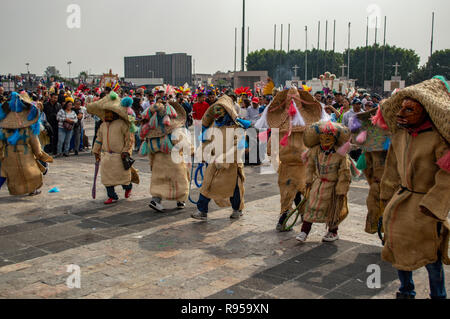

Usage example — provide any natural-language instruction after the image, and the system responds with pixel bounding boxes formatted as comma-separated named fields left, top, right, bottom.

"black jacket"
left=43, top=101, right=62, bottom=126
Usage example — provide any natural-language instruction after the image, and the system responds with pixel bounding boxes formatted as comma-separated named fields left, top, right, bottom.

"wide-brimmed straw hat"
left=87, top=92, right=131, bottom=123
left=142, top=101, right=186, bottom=139
left=202, top=95, right=238, bottom=128
left=304, top=121, right=351, bottom=148
left=0, top=92, right=40, bottom=129
left=267, top=87, right=323, bottom=133
left=380, top=77, right=450, bottom=143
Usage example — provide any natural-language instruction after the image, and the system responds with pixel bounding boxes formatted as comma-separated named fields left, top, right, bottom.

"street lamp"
left=67, top=61, right=72, bottom=79
left=25, top=63, right=30, bottom=74
left=149, top=70, right=154, bottom=78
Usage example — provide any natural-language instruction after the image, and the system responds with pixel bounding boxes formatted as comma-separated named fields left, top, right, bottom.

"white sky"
left=1, top=0, right=448, bottom=77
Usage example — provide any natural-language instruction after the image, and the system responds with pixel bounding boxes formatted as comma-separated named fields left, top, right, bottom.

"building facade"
left=124, top=52, right=192, bottom=87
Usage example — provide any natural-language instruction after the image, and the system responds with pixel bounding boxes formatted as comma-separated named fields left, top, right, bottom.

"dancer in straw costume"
left=255, top=87, right=326, bottom=232
left=139, top=100, right=191, bottom=212
left=87, top=92, right=139, bottom=205
left=378, top=77, right=450, bottom=299
left=349, top=105, right=391, bottom=234
left=295, top=121, right=352, bottom=243
left=0, top=92, right=53, bottom=195
left=191, top=95, right=252, bottom=221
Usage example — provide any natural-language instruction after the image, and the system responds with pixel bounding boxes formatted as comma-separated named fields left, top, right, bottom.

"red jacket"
left=192, top=101, right=210, bottom=120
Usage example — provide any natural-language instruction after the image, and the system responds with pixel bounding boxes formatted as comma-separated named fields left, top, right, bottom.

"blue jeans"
left=398, top=253, right=447, bottom=299
left=57, top=127, right=73, bottom=155
left=106, top=184, right=132, bottom=200
left=197, top=181, right=241, bottom=214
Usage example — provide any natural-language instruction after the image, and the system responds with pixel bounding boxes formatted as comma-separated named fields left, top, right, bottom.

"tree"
left=344, top=44, right=420, bottom=91
left=44, top=66, right=61, bottom=78
left=408, top=49, right=450, bottom=85
left=246, top=45, right=421, bottom=92
left=246, top=49, right=343, bottom=86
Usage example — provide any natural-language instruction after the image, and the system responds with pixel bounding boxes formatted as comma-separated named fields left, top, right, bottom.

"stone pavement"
left=0, top=122, right=448, bottom=299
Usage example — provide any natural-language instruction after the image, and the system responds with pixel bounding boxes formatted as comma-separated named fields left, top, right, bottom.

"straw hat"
left=304, top=121, right=351, bottom=149
left=0, top=92, right=40, bottom=129
left=87, top=92, right=131, bottom=123
left=267, top=87, right=323, bottom=133
left=142, top=101, right=186, bottom=139
left=380, top=77, right=450, bottom=143
left=356, top=107, right=378, bottom=121
left=202, top=95, right=239, bottom=128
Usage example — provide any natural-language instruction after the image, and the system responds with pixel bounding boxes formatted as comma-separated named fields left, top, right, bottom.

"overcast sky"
left=1, top=0, right=449, bottom=77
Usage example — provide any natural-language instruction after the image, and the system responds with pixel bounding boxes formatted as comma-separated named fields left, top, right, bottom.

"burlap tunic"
left=380, top=127, right=450, bottom=271
left=93, top=119, right=134, bottom=187
left=268, top=131, right=307, bottom=213
left=302, top=145, right=351, bottom=224
left=149, top=128, right=190, bottom=201
left=0, top=128, right=46, bottom=195
left=199, top=126, right=245, bottom=210
left=354, top=115, right=390, bottom=234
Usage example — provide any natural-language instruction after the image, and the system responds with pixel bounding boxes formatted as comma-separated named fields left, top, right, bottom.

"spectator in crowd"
left=43, top=93, right=62, bottom=155
left=192, top=93, right=210, bottom=148
left=71, top=98, right=84, bottom=155
left=56, top=100, right=78, bottom=158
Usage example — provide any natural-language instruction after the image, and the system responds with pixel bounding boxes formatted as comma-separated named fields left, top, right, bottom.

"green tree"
left=247, top=45, right=421, bottom=92
left=246, top=49, right=343, bottom=86
left=344, top=44, right=420, bottom=91
left=408, top=49, right=450, bottom=85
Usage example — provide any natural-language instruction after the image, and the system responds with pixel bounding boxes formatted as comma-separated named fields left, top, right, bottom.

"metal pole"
left=347, top=22, right=351, bottom=79
left=372, top=17, right=378, bottom=90
left=332, top=20, right=336, bottom=73
left=317, top=21, right=320, bottom=77
left=305, top=26, right=308, bottom=80
left=247, top=26, right=250, bottom=56
left=325, top=20, right=328, bottom=71
left=429, top=12, right=435, bottom=77
left=364, top=17, right=368, bottom=87
left=274, top=24, right=277, bottom=50
left=241, top=0, right=245, bottom=71
left=431, top=12, right=434, bottom=57
left=234, top=27, right=237, bottom=72
left=288, top=24, right=291, bottom=52
left=281, top=24, right=283, bottom=51
left=381, top=16, right=387, bottom=89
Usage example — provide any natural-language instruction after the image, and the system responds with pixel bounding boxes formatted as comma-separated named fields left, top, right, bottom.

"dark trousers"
left=397, top=255, right=446, bottom=299
left=397, top=223, right=447, bottom=299
left=106, top=184, right=132, bottom=200
left=197, top=182, right=241, bottom=214
left=93, top=120, right=103, bottom=145
left=349, top=149, right=362, bottom=162
left=49, top=122, right=59, bottom=155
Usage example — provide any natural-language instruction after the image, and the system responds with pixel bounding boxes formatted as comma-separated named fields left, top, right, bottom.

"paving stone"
left=267, top=281, right=329, bottom=299
left=321, top=291, right=355, bottom=299
left=207, top=285, right=259, bottom=299
left=36, top=240, right=79, bottom=254
left=66, top=233, right=109, bottom=246
left=0, top=238, right=29, bottom=255
left=6, top=247, right=48, bottom=263
left=4, top=229, right=55, bottom=247
left=237, top=273, right=287, bottom=292
left=47, top=214, right=82, bottom=224
left=294, top=270, right=352, bottom=290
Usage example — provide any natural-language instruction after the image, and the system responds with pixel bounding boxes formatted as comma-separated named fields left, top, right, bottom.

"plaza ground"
left=0, top=122, right=448, bottom=299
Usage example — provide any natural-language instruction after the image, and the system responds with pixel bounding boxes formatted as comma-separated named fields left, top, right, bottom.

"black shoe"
left=396, top=292, right=415, bottom=299
left=177, top=202, right=186, bottom=209
left=63, top=153, right=69, bottom=157
left=276, top=211, right=290, bottom=232
left=74, top=151, right=78, bottom=156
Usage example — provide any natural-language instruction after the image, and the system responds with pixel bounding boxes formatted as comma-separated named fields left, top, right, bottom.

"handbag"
left=63, top=121, right=74, bottom=131
left=122, top=153, right=135, bottom=170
